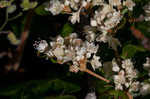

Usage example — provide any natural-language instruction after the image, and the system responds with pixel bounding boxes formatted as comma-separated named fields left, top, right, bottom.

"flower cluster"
left=35, top=33, right=102, bottom=73
left=140, top=82, right=150, bottom=95
left=45, top=0, right=135, bottom=25
left=45, top=0, right=135, bottom=50
left=35, top=0, right=150, bottom=98
left=112, top=59, right=139, bottom=93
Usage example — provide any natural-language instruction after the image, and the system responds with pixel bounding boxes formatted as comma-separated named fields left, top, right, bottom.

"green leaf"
left=20, top=0, right=37, bottom=11
left=121, top=44, right=146, bottom=59
left=51, top=79, right=81, bottom=93
left=61, top=23, right=74, bottom=37
left=29, top=80, right=53, bottom=95
left=96, top=80, right=113, bottom=94
left=34, top=4, right=50, bottom=16
left=136, top=21, right=150, bottom=38
left=50, top=58, right=57, bottom=63
left=45, top=95, right=76, bottom=99
left=109, top=90, right=128, bottom=99
left=0, top=84, right=23, bottom=96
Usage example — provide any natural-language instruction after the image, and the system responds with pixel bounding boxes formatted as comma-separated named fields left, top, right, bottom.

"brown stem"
left=126, top=92, right=133, bottom=99
left=84, top=69, right=110, bottom=83
left=130, top=26, right=150, bottom=51
left=13, top=10, right=33, bottom=71
left=79, top=59, right=110, bottom=83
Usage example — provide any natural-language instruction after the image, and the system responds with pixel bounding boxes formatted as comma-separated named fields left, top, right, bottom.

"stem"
left=13, top=10, right=33, bottom=71
left=79, top=59, right=110, bottom=83
left=84, top=69, right=110, bottom=83
left=126, top=92, right=133, bottom=99
left=0, top=9, right=8, bottom=31
left=8, top=12, right=23, bottom=21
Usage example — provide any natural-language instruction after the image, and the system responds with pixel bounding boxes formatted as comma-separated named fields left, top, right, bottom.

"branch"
left=130, top=26, right=150, bottom=51
left=13, top=10, right=33, bottom=71
left=79, top=59, right=110, bottom=83
left=84, top=69, right=110, bottom=83
left=8, top=12, right=23, bottom=21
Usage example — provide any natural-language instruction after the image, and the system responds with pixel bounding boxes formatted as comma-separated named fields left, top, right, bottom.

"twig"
left=84, top=69, right=110, bottom=83
left=13, top=10, right=33, bottom=71
left=8, top=12, right=23, bottom=21
left=126, top=92, right=133, bottom=99
left=130, top=26, right=150, bottom=51
left=79, top=59, right=110, bottom=83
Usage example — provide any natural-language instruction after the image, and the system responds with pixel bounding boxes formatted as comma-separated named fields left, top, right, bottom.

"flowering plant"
left=0, top=0, right=150, bottom=99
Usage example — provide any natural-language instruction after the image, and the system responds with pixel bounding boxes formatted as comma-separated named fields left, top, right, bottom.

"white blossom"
left=113, top=59, right=139, bottom=93
left=69, top=8, right=81, bottom=24
left=92, top=0, right=104, bottom=6
left=90, top=19, right=97, bottom=27
left=123, top=0, right=135, bottom=11
left=45, top=0, right=64, bottom=15
left=90, top=55, right=102, bottom=70
left=85, top=31, right=96, bottom=42
left=109, top=0, right=121, bottom=7
left=35, top=40, right=48, bottom=53
left=85, top=92, right=97, bottom=99
left=69, top=65, right=80, bottom=73
left=143, top=57, right=150, bottom=68
left=140, top=83, right=150, bottom=95
left=53, top=47, right=65, bottom=59
left=129, top=81, right=140, bottom=92
left=112, top=59, right=120, bottom=72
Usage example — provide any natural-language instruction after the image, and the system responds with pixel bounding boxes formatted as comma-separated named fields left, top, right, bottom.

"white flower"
left=140, top=83, right=150, bottom=95
left=94, top=4, right=114, bottom=25
left=112, top=59, right=120, bottom=72
left=90, top=19, right=97, bottom=27
left=85, top=92, right=97, bottom=99
left=53, top=47, right=64, bottom=58
left=56, top=36, right=64, bottom=45
left=109, top=0, right=121, bottom=7
left=143, top=57, right=150, bottom=68
left=122, top=59, right=133, bottom=69
left=45, top=0, right=64, bottom=15
left=122, top=59, right=138, bottom=80
left=114, top=70, right=126, bottom=85
left=45, top=50, right=54, bottom=57
left=92, top=0, right=104, bottom=6
left=123, top=0, right=135, bottom=11
left=85, top=31, right=96, bottom=42
left=69, top=65, right=80, bottom=73
left=36, top=40, right=48, bottom=53
left=64, top=0, right=70, bottom=6
left=96, top=32, right=108, bottom=43
left=86, top=42, right=99, bottom=54
left=115, top=84, right=123, bottom=90
left=129, top=81, right=140, bottom=92
left=69, top=9, right=81, bottom=24
left=82, top=0, right=88, bottom=7
left=90, top=55, right=102, bottom=70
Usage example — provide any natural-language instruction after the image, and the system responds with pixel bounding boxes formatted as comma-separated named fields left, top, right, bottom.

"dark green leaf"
left=34, top=4, right=50, bottom=16
left=45, top=95, right=76, bottom=99
left=121, top=44, right=146, bottom=59
left=61, top=23, right=74, bottom=37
